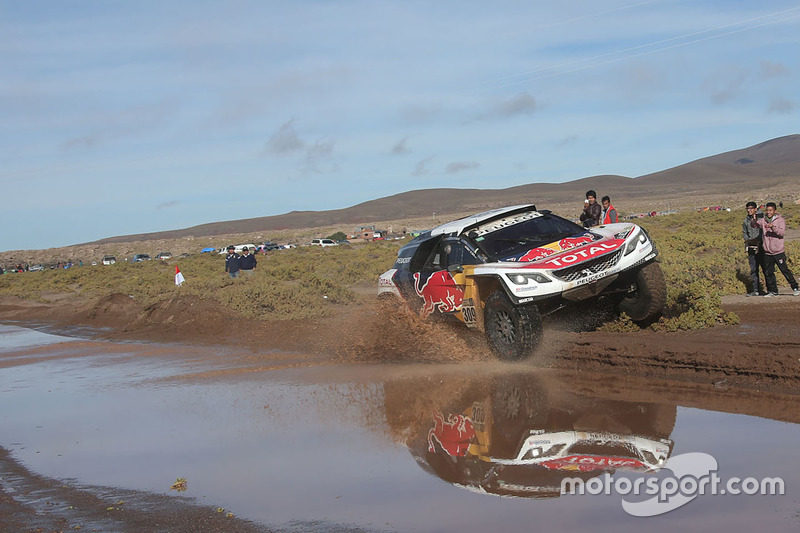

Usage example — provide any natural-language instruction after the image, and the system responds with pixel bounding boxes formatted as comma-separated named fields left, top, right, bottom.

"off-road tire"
left=484, top=291, right=543, bottom=360
left=619, top=261, right=667, bottom=324
left=491, top=375, right=548, bottom=458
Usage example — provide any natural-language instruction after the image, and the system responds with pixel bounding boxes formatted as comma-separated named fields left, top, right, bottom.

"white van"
left=310, top=239, right=338, bottom=247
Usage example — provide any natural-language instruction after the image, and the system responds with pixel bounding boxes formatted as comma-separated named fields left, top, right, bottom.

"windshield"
left=471, top=211, right=589, bottom=260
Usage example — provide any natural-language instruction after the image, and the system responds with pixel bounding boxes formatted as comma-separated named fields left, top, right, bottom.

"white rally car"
left=378, top=204, right=665, bottom=359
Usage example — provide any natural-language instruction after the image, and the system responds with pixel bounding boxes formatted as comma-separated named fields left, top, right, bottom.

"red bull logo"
left=519, top=247, right=556, bottom=262
left=518, top=234, right=594, bottom=263
left=558, top=235, right=594, bottom=249
left=414, top=270, right=464, bottom=317
left=428, top=411, right=475, bottom=457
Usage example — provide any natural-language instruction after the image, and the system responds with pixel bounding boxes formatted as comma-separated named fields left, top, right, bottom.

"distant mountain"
left=92, top=134, right=800, bottom=244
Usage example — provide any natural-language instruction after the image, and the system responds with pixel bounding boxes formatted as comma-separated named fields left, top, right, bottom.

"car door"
left=412, top=237, right=477, bottom=318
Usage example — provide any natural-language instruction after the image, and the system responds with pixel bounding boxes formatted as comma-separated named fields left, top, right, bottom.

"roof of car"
left=430, top=204, right=535, bottom=237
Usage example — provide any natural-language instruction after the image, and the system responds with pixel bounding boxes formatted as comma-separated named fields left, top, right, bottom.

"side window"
left=423, top=248, right=444, bottom=270
left=411, top=237, right=442, bottom=271
left=444, top=240, right=482, bottom=267
left=421, top=239, right=482, bottom=270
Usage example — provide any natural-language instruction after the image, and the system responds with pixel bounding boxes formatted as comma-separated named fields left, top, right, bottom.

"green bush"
left=0, top=242, right=402, bottom=320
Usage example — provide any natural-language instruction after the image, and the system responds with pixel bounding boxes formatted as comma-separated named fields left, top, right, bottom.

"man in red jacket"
left=754, top=202, right=799, bottom=297
left=601, top=196, right=618, bottom=224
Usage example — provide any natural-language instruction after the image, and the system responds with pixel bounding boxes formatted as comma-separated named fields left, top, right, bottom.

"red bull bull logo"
left=428, top=411, right=475, bottom=457
left=519, top=247, right=556, bottom=262
left=518, top=234, right=594, bottom=263
left=558, top=235, right=594, bottom=249
left=414, top=270, right=464, bottom=317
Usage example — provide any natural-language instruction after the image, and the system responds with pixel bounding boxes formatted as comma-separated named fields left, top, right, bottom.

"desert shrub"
left=596, top=312, right=641, bottom=333
left=0, top=241, right=402, bottom=320
left=650, top=280, right=739, bottom=332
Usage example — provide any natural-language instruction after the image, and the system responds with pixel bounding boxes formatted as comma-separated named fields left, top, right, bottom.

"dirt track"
left=1, top=289, right=798, bottom=395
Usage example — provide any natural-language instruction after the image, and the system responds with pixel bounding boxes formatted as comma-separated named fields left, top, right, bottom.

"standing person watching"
left=601, top=196, right=618, bottom=224
left=579, top=190, right=601, bottom=228
left=225, top=245, right=241, bottom=279
left=753, top=202, right=799, bottom=297
left=742, top=201, right=765, bottom=296
left=239, top=246, right=257, bottom=275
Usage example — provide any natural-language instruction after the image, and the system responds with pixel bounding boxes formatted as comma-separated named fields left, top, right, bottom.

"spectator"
left=742, top=201, right=765, bottom=296
left=601, top=196, right=618, bottom=224
left=753, top=202, right=799, bottom=297
left=225, top=245, right=240, bottom=278
left=579, top=190, right=601, bottom=228
left=239, top=246, right=257, bottom=275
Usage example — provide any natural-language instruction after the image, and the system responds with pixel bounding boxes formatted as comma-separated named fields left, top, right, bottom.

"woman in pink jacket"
left=754, top=202, right=799, bottom=296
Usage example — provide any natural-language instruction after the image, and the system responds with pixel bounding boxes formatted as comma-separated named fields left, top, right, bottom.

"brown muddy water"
left=0, top=324, right=798, bottom=532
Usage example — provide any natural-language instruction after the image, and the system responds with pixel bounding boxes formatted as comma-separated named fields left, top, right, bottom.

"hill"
left=89, top=135, right=800, bottom=245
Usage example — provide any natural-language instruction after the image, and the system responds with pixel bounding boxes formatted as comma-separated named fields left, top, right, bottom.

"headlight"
left=614, top=227, right=634, bottom=240
left=506, top=272, right=552, bottom=285
left=624, top=229, right=648, bottom=256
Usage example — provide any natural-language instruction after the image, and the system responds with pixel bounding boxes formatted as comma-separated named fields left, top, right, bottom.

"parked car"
left=378, top=204, right=665, bottom=360
left=156, top=252, right=173, bottom=260
left=102, top=255, right=116, bottom=265
left=218, top=244, right=257, bottom=255
left=28, top=264, right=45, bottom=272
left=132, top=254, right=152, bottom=262
left=310, top=238, right=338, bottom=247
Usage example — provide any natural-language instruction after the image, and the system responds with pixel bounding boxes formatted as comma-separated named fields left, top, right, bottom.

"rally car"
left=378, top=204, right=665, bottom=359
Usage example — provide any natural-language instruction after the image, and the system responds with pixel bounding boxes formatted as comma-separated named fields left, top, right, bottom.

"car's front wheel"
left=619, top=261, right=667, bottom=324
left=484, top=291, right=543, bottom=360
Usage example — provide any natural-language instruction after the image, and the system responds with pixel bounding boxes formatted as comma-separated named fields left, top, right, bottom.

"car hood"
left=487, top=223, right=635, bottom=270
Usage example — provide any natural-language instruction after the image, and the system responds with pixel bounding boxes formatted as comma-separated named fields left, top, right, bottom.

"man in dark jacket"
left=239, top=246, right=257, bottom=275
left=742, top=202, right=765, bottom=296
left=579, top=190, right=601, bottom=228
left=225, top=245, right=240, bottom=278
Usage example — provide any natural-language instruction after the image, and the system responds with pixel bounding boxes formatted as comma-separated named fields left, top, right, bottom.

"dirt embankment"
left=1, top=290, right=799, bottom=394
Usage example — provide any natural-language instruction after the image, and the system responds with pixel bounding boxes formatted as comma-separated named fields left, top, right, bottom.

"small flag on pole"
left=175, top=265, right=185, bottom=286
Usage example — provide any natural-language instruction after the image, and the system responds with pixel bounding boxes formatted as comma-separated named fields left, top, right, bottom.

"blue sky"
left=2, top=0, right=799, bottom=251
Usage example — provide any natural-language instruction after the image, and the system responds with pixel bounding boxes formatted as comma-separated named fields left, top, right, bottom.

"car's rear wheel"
left=619, top=262, right=666, bottom=324
left=484, top=291, right=543, bottom=360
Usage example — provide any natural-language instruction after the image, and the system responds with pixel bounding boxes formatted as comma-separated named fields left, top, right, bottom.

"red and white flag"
left=175, top=265, right=186, bottom=286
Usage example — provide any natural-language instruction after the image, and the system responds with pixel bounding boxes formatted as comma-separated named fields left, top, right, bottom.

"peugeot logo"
left=581, top=268, right=593, bottom=278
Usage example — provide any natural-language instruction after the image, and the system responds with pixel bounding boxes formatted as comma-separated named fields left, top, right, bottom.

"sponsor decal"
left=428, top=411, right=475, bottom=457
left=519, top=234, right=595, bottom=263
left=524, top=239, right=625, bottom=269
left=542, top=455, right=647, bottom=472
left=573, top=267, right=619, bottom=286
left=474, top=211, right=542, bottom=236
left=414, top=270, right=464, bottom=317
left=520, top=246, right=556, bottom=262
left=395, top=256, right=411, bottom=264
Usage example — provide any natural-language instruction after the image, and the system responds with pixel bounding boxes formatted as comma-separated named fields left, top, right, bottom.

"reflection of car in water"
left=385, top=374, right=675, bottom=499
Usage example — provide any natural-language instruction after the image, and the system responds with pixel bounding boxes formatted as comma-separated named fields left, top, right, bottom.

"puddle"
left=0, top=324, right=798, bottom=531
